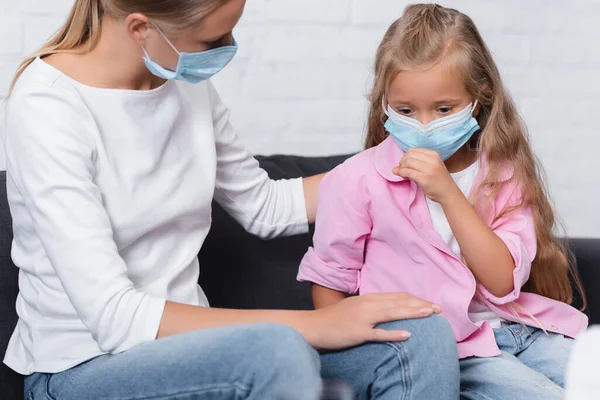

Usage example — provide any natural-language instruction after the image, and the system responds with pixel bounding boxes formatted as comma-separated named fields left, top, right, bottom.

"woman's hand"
left=303, top=293, right=442, bottom=350
left=393, top=148, right=459, bottom=205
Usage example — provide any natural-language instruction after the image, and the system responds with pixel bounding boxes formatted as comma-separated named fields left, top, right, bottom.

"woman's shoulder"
left=12, top=57, right=77, bottom=95
left=8, top=58, right=88, bottom=119
left=5, top=59, right=97, bottom=154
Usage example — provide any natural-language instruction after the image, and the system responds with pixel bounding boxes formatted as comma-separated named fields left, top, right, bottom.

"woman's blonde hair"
left=366, top=3, right=585, bottom=308
left=9, top=0, right=227, bottom=93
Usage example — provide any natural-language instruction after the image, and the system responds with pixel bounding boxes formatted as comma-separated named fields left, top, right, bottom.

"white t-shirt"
left=426, top=160, right=505, bottom=329
left=3, top=58, right=308, bottom=375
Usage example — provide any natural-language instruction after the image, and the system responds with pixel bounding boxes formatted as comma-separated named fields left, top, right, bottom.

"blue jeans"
left=25, top=323, right=322, bottom=400
left=321, top=314, right=460, bottom=399
left=460, top=324, right=574, bottom=400
left=25, top=315, right=459, bottom=399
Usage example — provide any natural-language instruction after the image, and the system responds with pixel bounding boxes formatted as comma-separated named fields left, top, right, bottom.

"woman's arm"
left=312, top=284, right=346, bottom=309
left=303, top=173, right=326, bottom=224
left=157, top=293, right=440, bottom=350
left=208, top=82, right=322, bottom=238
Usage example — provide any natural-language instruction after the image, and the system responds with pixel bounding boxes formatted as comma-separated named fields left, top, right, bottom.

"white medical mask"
left=384, top=101, right=480, bottom=160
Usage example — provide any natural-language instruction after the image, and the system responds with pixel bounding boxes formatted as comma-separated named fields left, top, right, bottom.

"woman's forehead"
left=181, top=0, right=246, bottom=42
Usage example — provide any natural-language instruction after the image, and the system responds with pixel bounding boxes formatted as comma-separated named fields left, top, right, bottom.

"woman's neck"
left=45, top=17, right=166, bottom=91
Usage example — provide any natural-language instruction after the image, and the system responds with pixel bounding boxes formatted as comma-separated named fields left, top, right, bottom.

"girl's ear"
left=473, top=83, right=490, bottom=117
left=473, top=101, right=482, bottom=117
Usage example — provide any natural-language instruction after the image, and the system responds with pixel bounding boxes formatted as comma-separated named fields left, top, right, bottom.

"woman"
left=3, top=0, right=459, bottom=398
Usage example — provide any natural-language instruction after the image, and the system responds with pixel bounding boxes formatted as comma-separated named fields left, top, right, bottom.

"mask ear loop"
left=467, top=99, right=481, bottom=154
left=381, top=94, right=390, bottom=117
left=142, top=24, right=181, bottom=60
left=154, top=25, right=181, bottom=56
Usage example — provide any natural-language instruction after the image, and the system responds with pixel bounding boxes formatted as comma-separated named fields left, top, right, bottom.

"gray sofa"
left=1, top=154, right=599, bottom=399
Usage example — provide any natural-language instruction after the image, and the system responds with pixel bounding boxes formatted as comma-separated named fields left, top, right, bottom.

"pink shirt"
left=298, top=137, right=588, bottom=359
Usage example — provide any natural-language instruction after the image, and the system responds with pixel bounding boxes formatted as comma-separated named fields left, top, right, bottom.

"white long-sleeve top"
left=2, top=58, right=308, bottom=375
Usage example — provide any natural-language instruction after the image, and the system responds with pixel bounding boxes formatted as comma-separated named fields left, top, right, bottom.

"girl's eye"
left=438, top=106, right=452, bottom=114
left=398, top=108, right=413, bottom=116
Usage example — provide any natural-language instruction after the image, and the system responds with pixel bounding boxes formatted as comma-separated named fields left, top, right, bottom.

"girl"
left=299, top=3, right=588, bottom=400
left=3, top=0, right=461, bottom=399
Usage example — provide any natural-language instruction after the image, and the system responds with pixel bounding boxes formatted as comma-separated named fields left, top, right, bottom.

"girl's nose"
left=416, top=113, right=436, bottom=126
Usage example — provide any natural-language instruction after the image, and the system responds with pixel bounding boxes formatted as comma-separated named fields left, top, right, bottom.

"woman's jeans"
left=25, top=315, right=460, bottom=399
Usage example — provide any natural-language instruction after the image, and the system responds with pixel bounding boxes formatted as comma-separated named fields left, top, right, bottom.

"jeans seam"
left=104, top=384, right=251, bottom=400
left=460, top=385, right=496, bottom=400
left=46, top=379, right=251, bottom=400
left=45, top=374, right=58, bottom=400
left=384, top=342, right=412, bottom=400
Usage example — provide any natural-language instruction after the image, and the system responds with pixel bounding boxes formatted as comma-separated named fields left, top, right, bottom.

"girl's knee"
left=377, top=314, right=456, bottom=347
left=378, top=315, right=459, bottom=379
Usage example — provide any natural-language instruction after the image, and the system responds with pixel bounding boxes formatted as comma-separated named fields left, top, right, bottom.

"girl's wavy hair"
left=366, top=3, right=585, bottom=310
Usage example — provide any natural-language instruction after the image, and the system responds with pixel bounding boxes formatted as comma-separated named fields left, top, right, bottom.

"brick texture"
left=0, top=0, right=598, bottom=236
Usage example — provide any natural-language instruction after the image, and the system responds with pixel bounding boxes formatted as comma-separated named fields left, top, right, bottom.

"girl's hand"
left=305, top=292, right=442, bottom=350
left=393, top=148, right=459, bottom=204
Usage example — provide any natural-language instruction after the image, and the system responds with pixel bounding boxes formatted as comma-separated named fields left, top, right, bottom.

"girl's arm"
left=448, top=183, right=536, bottom=304
left=439, top=189, right=516, bottom=297
left=298, top=164, right=369, bottom=296
left=397, top=149, right=521, bottom=298
left=312, top=284, right=346, bottom=309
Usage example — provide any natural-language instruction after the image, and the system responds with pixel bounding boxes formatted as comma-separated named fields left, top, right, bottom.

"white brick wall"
left=0, top=0, right=599, bottom=237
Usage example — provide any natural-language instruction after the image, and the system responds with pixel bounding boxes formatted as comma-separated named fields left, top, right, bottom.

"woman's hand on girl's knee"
left=306, top=292, right=442, bottom=350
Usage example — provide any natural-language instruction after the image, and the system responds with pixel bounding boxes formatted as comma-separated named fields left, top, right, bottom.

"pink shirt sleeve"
left=479, top=183, right=537, bottom=305
left=297, top=165, right=372, bottom=294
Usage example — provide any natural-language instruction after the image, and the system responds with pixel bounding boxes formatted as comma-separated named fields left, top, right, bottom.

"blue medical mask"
left=143, top=27, right=238, bottom=84
left=384, top=101, right=480, bottom=160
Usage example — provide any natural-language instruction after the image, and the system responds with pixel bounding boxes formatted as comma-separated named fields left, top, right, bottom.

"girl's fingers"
left=396, top=167, right=420, bottom=181
left=404, top=149, right=431, bottom=160
left=407, top=148, right=440, bottom=159
left=401, top=157, right=430, bottom=172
